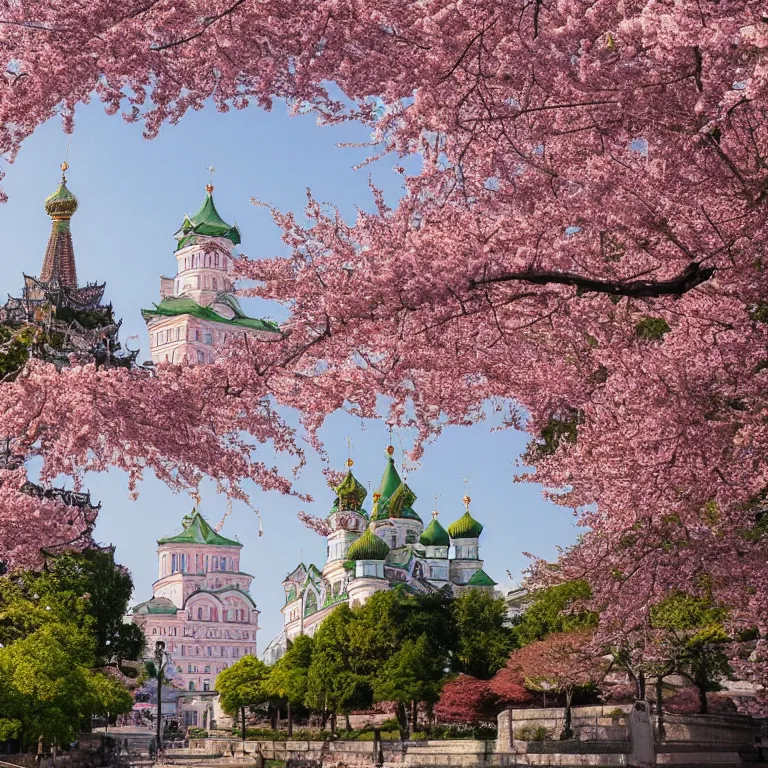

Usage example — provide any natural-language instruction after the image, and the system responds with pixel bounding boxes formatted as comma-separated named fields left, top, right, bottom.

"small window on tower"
left=212, top=278, right=218, bottom=290
left=204, top=332, right=213, bottom=345
left=197, top=350, right=205, bottom=363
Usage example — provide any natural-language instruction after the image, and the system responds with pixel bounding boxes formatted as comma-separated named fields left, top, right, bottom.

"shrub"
left=186, top=727, right=208, bottom=739
left=515, top=725, right=550, bottom=741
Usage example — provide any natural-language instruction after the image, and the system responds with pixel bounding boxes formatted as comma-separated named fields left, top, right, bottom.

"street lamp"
left=154, top=641, right=169, bottom=751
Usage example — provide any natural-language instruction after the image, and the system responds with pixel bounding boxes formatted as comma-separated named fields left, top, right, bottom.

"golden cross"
left=207, top=165, right=215, bottom=183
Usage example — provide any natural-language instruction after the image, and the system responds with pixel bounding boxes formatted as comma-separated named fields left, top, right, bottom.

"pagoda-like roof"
left=174, top=191, right=241, bottom=249
left=158, top=510, right=242, bottom=547
left=141, top=296, right=280, bottom=334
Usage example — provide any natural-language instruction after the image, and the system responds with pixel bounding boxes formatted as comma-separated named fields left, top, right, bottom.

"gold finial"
left=432, top=510, right=439, bottom=519
left=60, top=161, right=69, bottom=175
left=373, top=492, right=382, bottom=502
left=206, top=165, right=215, bottom=194
left=345, top=436, right=354, bottom=468
left=386, top=445, right=395, bottom=456
left=346, top=458, right=354, bottom=468
left=463, top=494, right=471, bottom=511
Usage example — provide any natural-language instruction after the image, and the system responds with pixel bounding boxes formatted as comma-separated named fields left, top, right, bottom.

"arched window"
left=304, top=592, right=318, bottom=617
left=161, top=554, right=167, bottom=575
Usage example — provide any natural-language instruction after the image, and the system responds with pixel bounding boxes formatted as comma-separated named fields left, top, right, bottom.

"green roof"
left=44, top=178, right=78, bottom=218
left=175, top=191, right=241, bottom=248
left=335, top=469, right=367, bottom=512
left=420, top=516, right=450, bottom=547
left=141, top=296, right=281, bottom=334
left=347, top=527, right=390, bottom=561
left=467, top=568, right=497, bottom=587
left=370, top=450, right=422, bottom=522
left=377, top=454, right=402, bottom=499
left=132, top=597, right=178, bottom=615
left=158, top=510, right=242, bottom=547
left=448, top=510, right=484, bottom=539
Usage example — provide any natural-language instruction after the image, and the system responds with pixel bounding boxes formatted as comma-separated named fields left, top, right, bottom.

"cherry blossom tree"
left=3, top=0, right=768, bottom=697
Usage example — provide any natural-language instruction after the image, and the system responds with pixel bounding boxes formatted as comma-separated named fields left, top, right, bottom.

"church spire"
left=40, top=162, right=79, bottom=288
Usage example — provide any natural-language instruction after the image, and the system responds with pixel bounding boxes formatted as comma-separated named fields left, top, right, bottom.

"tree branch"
left=469, top=261, right=715, bottom=298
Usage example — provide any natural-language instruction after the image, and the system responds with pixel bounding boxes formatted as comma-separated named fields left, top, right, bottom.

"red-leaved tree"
left=434, top=674, right=498, bottom=725
left=3, top=0, right=768, bottom=703
left=509, top=631, right=605, bottom=738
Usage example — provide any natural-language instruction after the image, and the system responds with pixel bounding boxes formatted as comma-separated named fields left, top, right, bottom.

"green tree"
left=372, top=635, right=444, bottom=737
left=0, top=620, right=97, bottom=747
left=650, top=593, right=731, bottom=714
left=216, top=655, right=270, bottom=751
left=306, top=605, right=370, bottom=731
left=513, top=581, right=597, bottom=647
left=452, top=590, right=514, bottom=678
left=266, top=635, right=314, bottom=736
left=86, top=671, right=134, bottom=736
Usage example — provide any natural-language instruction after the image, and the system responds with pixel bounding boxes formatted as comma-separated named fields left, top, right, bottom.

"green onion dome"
left=334, top=461, right=367, bottom=512
left=447, top=496, right=484, bottom=539
left=467, top=568, right=497, bottom=587
left=347, top=527, right=390, bottom=561
left=420, top=511, right=450, bottom=547
left=44, top=164, right=78, bottom=219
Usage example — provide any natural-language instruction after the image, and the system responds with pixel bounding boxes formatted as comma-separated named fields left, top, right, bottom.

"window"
left=405, top=530, right=418, bottom=544
left=171, top=554, right=177, bottom=573
left=203, top=680, right=210, bottom=692
left=152, top=628, right=157, bottom=635
left=363, top=563, right=378, bottom=577
left=212, top=278, right=218, bottom=290
left=204, top=332, right=213, bottom=345
left=172, top=627, right=177, bottom=636
left=197, top=350, right=205, bottom=363
left=212, top=557, right=219, bottom=570
left=205, top=555, right=209, bottom=571
left=184, top=711, right=198, bottom=726
left=161, top=555, right=167, bottom=575
left=197, top=607, right=203, bottom=620
left=195, top=554, right=199, bottom=573
left=204, top=665, right=210, bottom=674
left=189, top=681, right=195, bottom=691
left=221, top=647, right=227, bottom=657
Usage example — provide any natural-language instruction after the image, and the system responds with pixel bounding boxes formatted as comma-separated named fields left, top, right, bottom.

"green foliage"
left=0, top=551, right=137, bottom=746
left=452, top=590, right=514, bottom=678
left=187, top=727, right=208, bottom=738
left=650, top=592, right=731, bottom=711
left=513, top=581, right=597, bottom=646
left=749, top=301, right=768, bottom=323
left=635, top=316, right=671, bottom=340
left=266, top=634, right=313, bottom=708
left=0, top=324, right=35, bottom=379
left=55, top=305, right=114, bottom=330
left=532, top=412, right=579, bottom=457
left=306, top=604, right=371, bottom=716
left=216, top=655, right=271, bottom=717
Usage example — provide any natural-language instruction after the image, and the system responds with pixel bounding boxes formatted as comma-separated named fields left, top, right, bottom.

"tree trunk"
left=411, top=701, right=418, bottom=732
left=321, top=707, right=328, bottom=730
left=241, top=706, right=246, bottom=754
left=637, top=671, right=646, bottom=701
left=345, top=713, right=351, bottom=732
left=697, top=683, right=708, bottom=714
left=562, top=689, right=574, bottom=740
left=396, top=701, right=410, bottom=741
left=655, top=677, right=665, bottom=741
left=330, top=712, right=337, bottom=734
left=287, top=701, right=293, bottom=737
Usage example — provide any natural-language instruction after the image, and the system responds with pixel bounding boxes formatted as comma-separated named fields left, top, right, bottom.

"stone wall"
left=497, top=705, right=633, bottom=750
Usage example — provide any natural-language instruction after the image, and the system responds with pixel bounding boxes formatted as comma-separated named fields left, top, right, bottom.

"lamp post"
left=154, top=641, right=168, bottom=752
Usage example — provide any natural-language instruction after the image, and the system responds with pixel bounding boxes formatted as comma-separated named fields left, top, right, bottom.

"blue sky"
left=0, top=101, right=578, bottom=646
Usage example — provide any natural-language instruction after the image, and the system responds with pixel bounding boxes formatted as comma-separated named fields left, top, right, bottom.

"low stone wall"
left=497, top=706, right=633, bottom=750
left=660, top=712, right=757, bottom=747
left=193, top=738, right=500, bottom=766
